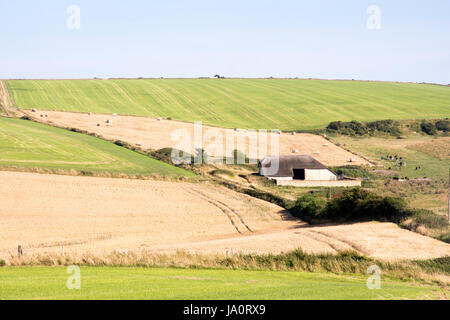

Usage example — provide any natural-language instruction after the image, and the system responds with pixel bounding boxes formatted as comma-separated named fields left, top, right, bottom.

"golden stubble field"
left=24, top=110, right=371, bottom=167
left=1, top=171, right=449, bottom=262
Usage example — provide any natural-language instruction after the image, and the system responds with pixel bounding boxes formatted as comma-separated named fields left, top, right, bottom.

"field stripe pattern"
left=7, top=79, right=450, bottom=130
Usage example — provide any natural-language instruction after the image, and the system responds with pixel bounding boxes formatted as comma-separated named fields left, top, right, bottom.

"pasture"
left=7, top=79, right=450, bottom=130
left=0, top=117, right=194, bottom=178
left=0, top=267, right=445, bottom=300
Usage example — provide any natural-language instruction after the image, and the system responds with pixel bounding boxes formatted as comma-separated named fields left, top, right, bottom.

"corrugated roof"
left=259, top=155, right=329, bottom=177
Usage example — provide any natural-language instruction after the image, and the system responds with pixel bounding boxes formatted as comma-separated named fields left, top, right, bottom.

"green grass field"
left=0, top=266, right=444, bottom=300
left=7, top=79, right=450, bottom=130
left=0, top=117, right=194, bottom=177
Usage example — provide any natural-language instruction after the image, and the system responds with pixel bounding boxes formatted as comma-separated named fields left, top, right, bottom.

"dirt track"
left=1, top=171, right=448, bottom=261
left=24, top=110, right=370, bottom=167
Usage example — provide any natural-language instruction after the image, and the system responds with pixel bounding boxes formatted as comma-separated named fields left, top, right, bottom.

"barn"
left=258, top=155, right=337, bottom=181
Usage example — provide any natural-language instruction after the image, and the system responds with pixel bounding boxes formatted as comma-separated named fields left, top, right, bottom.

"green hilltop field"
left=0, top=117, right=195, bottom=178
left=7, top=79, right=450, bottom=131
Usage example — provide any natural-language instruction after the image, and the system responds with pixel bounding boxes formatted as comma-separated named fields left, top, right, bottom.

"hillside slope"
left=7, top=79, right=450, bottom=130
left=0, top=117, right=194, bottom=178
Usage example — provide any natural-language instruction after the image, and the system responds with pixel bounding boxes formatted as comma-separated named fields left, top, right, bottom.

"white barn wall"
left=305, top=169, right=336, bottom=181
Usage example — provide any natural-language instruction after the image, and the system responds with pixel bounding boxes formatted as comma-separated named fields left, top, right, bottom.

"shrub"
left=326, top=119, right=400, bottom=136
left=366, top=120, right=401, bottom=136
left=435, top=120, right=449, bottom=132
left=291, top=194, right=327, bottom=220
left=0, top=259, right=6, bottom=267
left=421, top=121, right=437, bottom=135
left=291, top=188, right=412, bottom=223
left=150, top=148, right=193, bottom=165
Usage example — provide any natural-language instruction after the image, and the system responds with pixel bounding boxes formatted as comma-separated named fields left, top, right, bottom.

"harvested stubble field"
left=7, top=79, right=450, bottom=130
left=23, top=110, right=370, bottom=167
left=1, top=171, right=449, bottom=262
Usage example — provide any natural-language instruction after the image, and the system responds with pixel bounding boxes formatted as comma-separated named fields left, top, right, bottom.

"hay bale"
left=96, top=123, right=101, bottom=127
left=292, top=149, right=299, bottom=153
left=323, top=143, right=329, bottom=147
left=112, top=113, right=117, bottom=117
left=106, top=119, right=111, bottom=124
left=157, top=117, right=162, bottom=121
left=88, top=112, right=92, bottom=116
left=31, top=108, right=37, bottom=112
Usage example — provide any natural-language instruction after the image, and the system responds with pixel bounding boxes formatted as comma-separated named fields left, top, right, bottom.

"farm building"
left=259, top=155, right=337, bottom=181
left=258, top=155, right=361, bottom=187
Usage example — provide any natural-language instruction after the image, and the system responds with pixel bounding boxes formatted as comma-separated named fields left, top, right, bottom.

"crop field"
left=0, top=117, right=194, bottom=178
left=26, top=110, right=370, bottom=167
left=0, top=267, right=446, bottom=300
left=2, top=171, right=449, bottom=261
left=7, top=79, right=450, bottom=130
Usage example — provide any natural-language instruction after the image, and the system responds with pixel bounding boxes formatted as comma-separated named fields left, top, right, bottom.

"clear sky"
left=0, top=0, right=449, bottom=83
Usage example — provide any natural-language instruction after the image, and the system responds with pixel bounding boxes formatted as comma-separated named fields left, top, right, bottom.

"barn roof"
left=259, top=155, right=330, bottom=177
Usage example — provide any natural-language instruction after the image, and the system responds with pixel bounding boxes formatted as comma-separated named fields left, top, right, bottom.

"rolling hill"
left=7, top=79, right=450, bottom=130
left=0, top=117, right=195, bottom=178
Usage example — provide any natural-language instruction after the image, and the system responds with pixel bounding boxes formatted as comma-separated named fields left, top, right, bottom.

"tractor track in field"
left=188, top=187, right=254, bottom=233
left=0, top=80, right=22, bottom=117
left=182, top=186, right=252, bottom=234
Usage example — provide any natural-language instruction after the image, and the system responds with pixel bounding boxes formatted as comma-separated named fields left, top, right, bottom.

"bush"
left=366, top=120, right=401, bottom=136
left=421, top=121, right=437, bottom=135
left=435, top=120, right=449, bottom=132
left=150, top=148, right=193, bottom=165
left=291, top=188, right=412, bottom=223
left=291, top=194, right=327, bottom=220
left=326, top=119, right=400, bottom=136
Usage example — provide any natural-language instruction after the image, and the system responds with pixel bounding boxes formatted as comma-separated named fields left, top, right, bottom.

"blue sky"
left=0, top=0, right=449, bottom=83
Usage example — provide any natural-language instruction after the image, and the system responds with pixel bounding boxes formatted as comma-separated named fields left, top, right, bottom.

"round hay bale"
left=31, top=108, right=37, bottom=112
